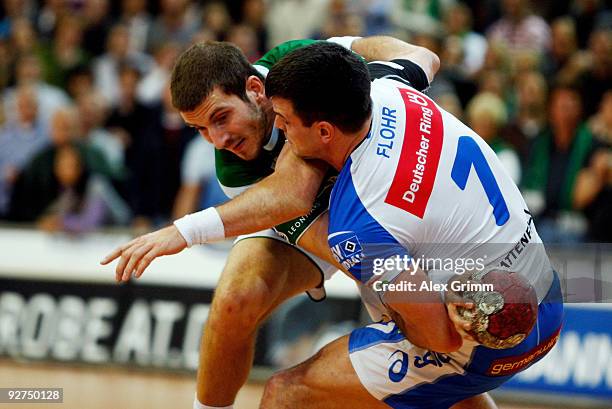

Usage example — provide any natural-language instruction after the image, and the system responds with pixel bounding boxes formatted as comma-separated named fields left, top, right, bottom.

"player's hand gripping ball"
left=449, top=269, right=538, bottom=349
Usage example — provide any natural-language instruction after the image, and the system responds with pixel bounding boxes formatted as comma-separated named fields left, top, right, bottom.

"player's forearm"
left=216, top=174, right=317, bottom=238
left=174, top=151, right=327, bottom=245
left=351, top=36, right=440, bottom=82
left=383, top=270, right=462, bottom=352
left=217, top=146, right=327, bottom=237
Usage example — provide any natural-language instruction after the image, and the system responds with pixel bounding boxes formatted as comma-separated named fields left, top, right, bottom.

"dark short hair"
left=170, top=41, right=264, bottom=112
left=265, top=42, right=372, bottom=134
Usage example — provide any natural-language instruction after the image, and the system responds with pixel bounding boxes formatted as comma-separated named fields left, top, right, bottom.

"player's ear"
left=318, top=121, right=334, bottom=144
left=246, top=76, right=265, bottom=102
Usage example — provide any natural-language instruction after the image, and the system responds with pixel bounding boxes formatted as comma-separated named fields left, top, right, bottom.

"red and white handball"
left=451, top=269, right=538, bottom=349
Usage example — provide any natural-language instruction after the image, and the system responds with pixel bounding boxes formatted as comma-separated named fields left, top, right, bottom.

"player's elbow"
left=421, top=47, right=440, bottom=81
left=288, top=195, right=315, bottom=218
left=430, top=50, right=440, bottom=75
left=288, top=185, right=318, bottom=217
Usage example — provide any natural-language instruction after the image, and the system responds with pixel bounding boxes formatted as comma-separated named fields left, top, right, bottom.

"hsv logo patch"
left=385, top=88, right=443, bottom=218
left=328, top=231, right=364, bottom=278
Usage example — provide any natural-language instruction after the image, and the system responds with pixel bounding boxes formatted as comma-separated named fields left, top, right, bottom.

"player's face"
left=271, top=97, right=322, bottom=160
left=180, top=85, right=271, bottom=160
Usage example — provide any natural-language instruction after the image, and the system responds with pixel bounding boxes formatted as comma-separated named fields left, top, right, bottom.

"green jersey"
left=214, top=39, right=332, bottom=244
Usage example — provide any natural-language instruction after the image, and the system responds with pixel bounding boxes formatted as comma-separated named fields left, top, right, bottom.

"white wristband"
left=326, top=36, right=363, bottom=51
left=174, top=207, right=225, bottom=247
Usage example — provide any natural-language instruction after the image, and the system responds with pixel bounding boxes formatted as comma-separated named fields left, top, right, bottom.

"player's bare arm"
left=382, top=269, right=463, bottom=353
left=351, top=36, right=440, bottom=82
left=297, top=212, right=468, bottom=352
left=217, top=145, right=328, bottom=238
left=101, top=145, right=327, bottom=281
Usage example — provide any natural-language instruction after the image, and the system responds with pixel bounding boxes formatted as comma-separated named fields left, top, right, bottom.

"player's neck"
left=330, top=116, right=372, bottom=171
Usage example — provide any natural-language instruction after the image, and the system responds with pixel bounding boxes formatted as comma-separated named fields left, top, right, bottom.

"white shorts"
left=235, top=229, right=338, bottom=301
left=348, top=276, right=563, bottom=409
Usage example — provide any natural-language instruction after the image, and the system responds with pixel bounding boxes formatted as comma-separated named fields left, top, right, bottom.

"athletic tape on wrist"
left=174, top=207, right=225, bottom=247
left=326, top=36, right=363, bottom=50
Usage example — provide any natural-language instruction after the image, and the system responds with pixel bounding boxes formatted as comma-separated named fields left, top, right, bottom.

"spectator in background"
left=147, top=0, right=200, bottom=52
left=0, top=39, right=11, bottom=91
left=391, top=0, right=454, bottom=36
left=202, top=1, right=232, bottom=41
left=478, top=69, right=509, bottom=100
left=443, top=2, right=488, bottom=78
left=436, top=92, right=463, bottom=120
left=503, top=70, right=548, bottom=160
left=137, top=42, right=181, bottom=105
left=318, top=0, right=364, bottom=39
left=0, top=0, right=34, bottom=39
left=0, top=85, right=49, bottom=217
left=1, top=17, right=38, bottom=89
left=226, top=24, right=261, bottom=62
left=575, top=90, right=612, bottom=241
left=2, top=54, right=70, bottom=126
left=37, top=15, right=90, bottom=89
left=466, top=92, right=521, bottom=183
left=93, top=24, right=152, bottom=108
left=8, top=106, right=115, bottom=222
left=36, top=0, right=70, bottom=41
left=573, top=148, right=612, bottom=242
left=487, top=0, right=551, bottom=57
left=9, top=17, right=38, bottom=57
left=571, top=0, right=607, bottom=48
left=152, top=83, right=196, bottom=220
left=119, top=0, right=153, bottom=54
left=588, top=90, right=612, bottom=147
left=65, top=64, right=94, bottom=100
left=478, top=39, right=512, bottom=76
left=77, top=90, right=126, bottom=179
left=242, top=0, right=268, bottom=55
left=81, top=0, right=113, bottom=57
left=542, top=16, right=578, bottom=81
left=172, top=136, right=226, bottom=219
left=522, top=85, right=597, bottom=242
left=353, top=0, right=395, bottom=36
left=106, top=64, right=163, bottom=225
left=37, top=144, right=130, bottom=233
left=266, top=0, right=330, bottom=49
left=575, top=28, right=612, bottom=117
left=190, top=27, right=215, bottom=45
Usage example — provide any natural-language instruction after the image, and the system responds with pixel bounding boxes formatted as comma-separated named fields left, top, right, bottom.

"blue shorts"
left=348, top=272, right=563, bottom=409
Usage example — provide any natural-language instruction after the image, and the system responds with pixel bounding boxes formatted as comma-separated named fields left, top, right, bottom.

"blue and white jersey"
left=328, top=78, right=553, bottom=319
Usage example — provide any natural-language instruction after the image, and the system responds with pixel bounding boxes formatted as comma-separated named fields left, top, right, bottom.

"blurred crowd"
left=0, top=0, right=610, bottom=242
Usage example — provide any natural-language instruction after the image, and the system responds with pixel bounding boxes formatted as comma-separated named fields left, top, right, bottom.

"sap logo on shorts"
left=486, top=326, right=561, bottom=376
left=329, top=231, right=364, bottom=271
left=385, top=88, right=443, bottom=219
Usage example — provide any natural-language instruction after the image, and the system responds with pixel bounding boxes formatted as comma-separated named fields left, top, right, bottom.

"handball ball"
left=452, top=269, right=538, bottom=349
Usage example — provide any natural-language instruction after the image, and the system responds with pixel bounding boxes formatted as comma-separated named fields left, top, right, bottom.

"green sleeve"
left=254, top=39, right=320, bottom=71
